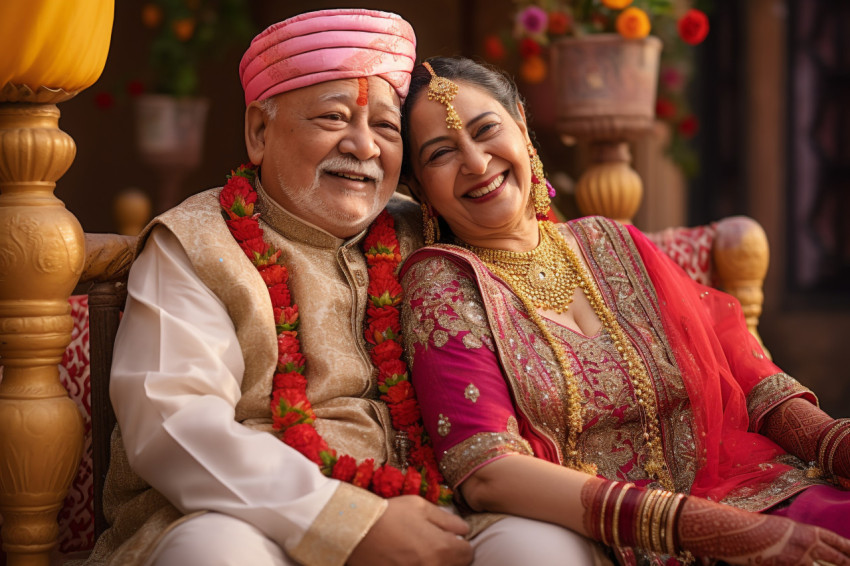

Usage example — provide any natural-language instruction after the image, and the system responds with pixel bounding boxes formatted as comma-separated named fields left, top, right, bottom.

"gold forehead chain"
left=423, top=61, right=462, bottom=130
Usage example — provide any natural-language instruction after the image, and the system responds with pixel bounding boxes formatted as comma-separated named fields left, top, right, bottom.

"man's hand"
left=348, top=495, right=473, bottom=566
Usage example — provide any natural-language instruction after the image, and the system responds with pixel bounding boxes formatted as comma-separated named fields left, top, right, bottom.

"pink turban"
left=239, top=9, right=417, bottom=106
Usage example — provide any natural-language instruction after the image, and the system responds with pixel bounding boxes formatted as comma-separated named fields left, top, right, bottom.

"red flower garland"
left=220, top=163, right=450, bottom=504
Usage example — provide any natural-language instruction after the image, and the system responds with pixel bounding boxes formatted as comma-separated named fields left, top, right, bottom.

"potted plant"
left=134, top=0, right=254, bottom=210
left=484, top=0, right=710, bottom=221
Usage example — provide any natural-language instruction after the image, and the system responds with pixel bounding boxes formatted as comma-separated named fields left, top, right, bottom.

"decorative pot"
left=551, top=34, right=662, bottom=141
left=550, top=35, right=662, bottom=222
left=134, top=94, right=209, bottom=211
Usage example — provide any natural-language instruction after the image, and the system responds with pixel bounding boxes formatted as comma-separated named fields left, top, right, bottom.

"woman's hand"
left=679, top=495, right=850, bottom=565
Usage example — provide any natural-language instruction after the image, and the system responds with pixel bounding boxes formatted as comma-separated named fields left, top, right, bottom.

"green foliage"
left=144, top=0, right=255, bottom=97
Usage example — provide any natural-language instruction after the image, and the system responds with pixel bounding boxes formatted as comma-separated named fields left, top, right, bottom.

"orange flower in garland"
left=219, top=163, right=450, bottom=504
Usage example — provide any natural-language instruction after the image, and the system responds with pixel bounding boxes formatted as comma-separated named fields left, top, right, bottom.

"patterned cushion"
left=644, top=223, right=717, bottom=286
left=57, top=295, right=95, bottom=553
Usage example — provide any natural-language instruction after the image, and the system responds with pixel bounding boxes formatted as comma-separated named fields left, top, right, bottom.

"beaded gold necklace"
left=466, top=221, right=580, bottom=313
left=462, top=221, right=675, bottom=490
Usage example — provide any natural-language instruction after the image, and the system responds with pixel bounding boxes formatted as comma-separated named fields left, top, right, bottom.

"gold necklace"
left=461, top=221, right=674, bottom=490
left=462, top=222, right=580, bottom=314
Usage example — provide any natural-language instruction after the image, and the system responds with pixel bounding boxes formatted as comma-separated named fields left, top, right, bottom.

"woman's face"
left=408, top=82, right=535, bottom=245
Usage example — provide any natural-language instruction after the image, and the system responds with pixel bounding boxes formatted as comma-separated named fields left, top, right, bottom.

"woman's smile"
left=465, top=172, right=507, bottom=201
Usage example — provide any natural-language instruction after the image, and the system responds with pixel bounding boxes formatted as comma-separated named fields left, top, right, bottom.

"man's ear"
left=245, top=102, right=266, bottom=165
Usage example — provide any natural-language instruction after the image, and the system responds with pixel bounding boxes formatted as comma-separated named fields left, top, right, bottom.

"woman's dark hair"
left=401, top=56, right=527, bottom=181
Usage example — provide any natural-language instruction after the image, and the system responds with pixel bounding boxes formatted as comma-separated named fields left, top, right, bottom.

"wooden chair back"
left=73, top=233, right=137, bottom=538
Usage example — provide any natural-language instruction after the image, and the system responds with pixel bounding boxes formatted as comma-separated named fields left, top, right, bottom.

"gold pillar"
left=0, top=98, right=85, bottom=566
left=0, top=3, right=113, bottom=563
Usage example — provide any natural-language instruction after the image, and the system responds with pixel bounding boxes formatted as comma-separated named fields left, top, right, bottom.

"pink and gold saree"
left=400, top=217, right=825, bottom=514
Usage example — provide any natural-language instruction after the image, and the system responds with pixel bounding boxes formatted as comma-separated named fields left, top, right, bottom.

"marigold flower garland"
left=219, top=163, right=450, bottom=503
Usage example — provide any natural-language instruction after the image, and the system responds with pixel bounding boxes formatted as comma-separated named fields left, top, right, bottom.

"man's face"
left=256, top=77, right=403, bottom=239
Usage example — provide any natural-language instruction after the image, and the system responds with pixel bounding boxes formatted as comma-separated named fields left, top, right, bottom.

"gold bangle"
left=657, top=491, right=677, bottom=554
left=666, top=494, right=685, bottom=555
left=827, top=425, right=850, bottom=476
left=639, top=490, right=661, bottom=550
left=611, top=484, right=632, bottom=548
left=818, top=420, right=847, bottom=473
left=650, top=491, right=671, bottom=553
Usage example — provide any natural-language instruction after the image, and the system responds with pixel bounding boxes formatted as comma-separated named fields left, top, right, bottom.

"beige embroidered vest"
left=85, top=187, right=422, bottom=565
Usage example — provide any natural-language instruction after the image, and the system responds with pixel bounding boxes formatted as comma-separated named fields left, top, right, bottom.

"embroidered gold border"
left=746, top=372, right=818, bottom=432
left=568, top=218, right=699, bottom=492
left=289, top=483, right=387, bottom=566
left=720, top=454, right=827, bottom=512
left=440, top=431, right=533, bottom=488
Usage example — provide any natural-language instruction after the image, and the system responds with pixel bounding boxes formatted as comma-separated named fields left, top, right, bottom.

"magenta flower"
left=518, top=6, right=548, bottom=34
left=661, top=67, right=684, bottom=92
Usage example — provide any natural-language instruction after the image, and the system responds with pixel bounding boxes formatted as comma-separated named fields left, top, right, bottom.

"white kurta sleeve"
left=111, top=226, right=386, bottom=565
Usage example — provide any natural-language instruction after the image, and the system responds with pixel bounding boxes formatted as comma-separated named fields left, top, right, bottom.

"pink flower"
left=661, top=67, right=684, bottom=92
left=517, top=5, right=548, bottom=34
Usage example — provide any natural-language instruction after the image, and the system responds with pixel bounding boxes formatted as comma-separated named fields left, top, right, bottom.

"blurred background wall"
left=58, top=0, right=849, bottom=416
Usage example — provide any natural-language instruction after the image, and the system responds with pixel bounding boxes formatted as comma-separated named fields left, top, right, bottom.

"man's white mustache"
left=320, top=155, right=384, bottom=184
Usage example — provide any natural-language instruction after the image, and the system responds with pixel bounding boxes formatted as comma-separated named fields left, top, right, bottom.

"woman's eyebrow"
left=417, top=111, right=498, bottom=159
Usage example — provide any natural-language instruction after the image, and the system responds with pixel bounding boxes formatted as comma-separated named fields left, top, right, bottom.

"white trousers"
left=146, top=511, right=600, bottom=566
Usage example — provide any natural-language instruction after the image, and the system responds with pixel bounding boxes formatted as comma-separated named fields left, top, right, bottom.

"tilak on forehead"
left=357, top=77, right=368, bottom=106
left=239, top=9, right=417, bottom=106
left=423, top=61, right=463, bottom=130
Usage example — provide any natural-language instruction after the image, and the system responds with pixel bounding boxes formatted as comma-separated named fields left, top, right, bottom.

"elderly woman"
left=399, top=56, right=850, bottom=565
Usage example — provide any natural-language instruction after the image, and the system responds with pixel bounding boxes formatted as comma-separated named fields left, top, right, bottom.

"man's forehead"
left=284, top=76, right=400, bottom=108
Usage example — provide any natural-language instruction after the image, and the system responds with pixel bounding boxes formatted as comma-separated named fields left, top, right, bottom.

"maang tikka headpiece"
left=423, top=61, right=462, bottom=130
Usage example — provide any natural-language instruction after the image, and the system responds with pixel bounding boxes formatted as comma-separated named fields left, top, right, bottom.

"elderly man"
left=84, top=9, right=595, bottom=566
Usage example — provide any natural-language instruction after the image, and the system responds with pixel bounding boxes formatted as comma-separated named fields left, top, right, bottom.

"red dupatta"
left=623, top=223, right=816, bottom=502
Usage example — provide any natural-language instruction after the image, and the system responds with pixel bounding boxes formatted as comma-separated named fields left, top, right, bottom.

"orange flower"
left=616, top=7, right=651, bottom=39
left=601, top=0, right=633, bottom=9
left=519, top=55, right=547, bottom=84
left=172, top=18, right=195, bottom=42
left=141, top=3, right=162, bottom=28
left=547, top=11, right=571, bottom=35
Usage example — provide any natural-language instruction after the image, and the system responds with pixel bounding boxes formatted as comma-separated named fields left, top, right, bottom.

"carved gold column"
left=0, top=3, right=113, bottom=565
